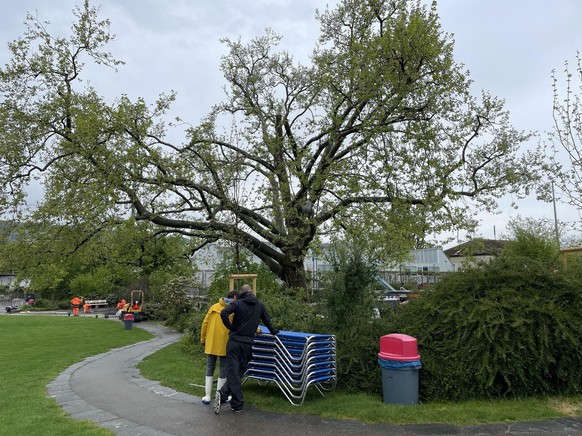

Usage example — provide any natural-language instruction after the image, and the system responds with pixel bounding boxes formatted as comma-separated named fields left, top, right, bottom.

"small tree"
left=322, top=241, right=378, bottom=330
left=504, top=216, right=560, bottom=264
left=318, top=240, right=389, bottom=393
left=153, top=276, right=195, bottom=327
left=551, top=53, right=582, bottom=219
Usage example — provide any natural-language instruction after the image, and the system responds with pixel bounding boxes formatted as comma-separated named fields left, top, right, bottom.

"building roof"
left=444, top=238, right=508, bottom=258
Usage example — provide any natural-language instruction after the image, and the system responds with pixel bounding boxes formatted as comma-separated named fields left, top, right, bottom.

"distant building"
left=443, top=238, right=508, bottom=271
left=0, top=274, right=16, bottom=287
left=375, top=247, right=454, bottom=287
left=559, top=246, right=582, bottom=265
left=191, top=243, right=455, bottom=289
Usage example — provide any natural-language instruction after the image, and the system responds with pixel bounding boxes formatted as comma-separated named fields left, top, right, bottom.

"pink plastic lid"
left=378, top=333, right=420, bottom=361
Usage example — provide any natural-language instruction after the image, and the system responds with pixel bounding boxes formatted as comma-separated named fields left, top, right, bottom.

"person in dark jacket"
left=213, top=284, right=279, bottom=414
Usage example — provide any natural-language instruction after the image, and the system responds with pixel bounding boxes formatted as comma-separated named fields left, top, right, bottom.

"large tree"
left=0, top=0, right=546, bottom=289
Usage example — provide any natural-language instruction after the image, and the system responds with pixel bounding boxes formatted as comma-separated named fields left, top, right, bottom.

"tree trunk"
left=282, top=258, right=309, bottom=290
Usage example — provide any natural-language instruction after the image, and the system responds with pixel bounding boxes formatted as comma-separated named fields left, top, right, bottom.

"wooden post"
left=229, top=274, right=257, bottom=295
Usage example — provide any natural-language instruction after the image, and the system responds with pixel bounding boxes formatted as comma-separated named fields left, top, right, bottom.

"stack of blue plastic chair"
left=243, top=326, right=337, bottom=405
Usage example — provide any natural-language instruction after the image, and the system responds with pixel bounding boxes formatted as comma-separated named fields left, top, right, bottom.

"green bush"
left=25, top=297, right=59, bottom=311
left=259, top=286, right=321, bottom=333
left=178, top=332, right=203, bottom=356
left=390, top=238, right=582, bottom=401
left=332, top=316, right=391, bottom=394
left=317, top=240, right=390, bottom=394
left=182, top=310, right=206, bottom=339
left=153, top=276, right=196, bottom=326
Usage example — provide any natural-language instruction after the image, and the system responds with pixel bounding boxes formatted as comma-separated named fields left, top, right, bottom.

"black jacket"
left=220, top=291, right=278, bottom=344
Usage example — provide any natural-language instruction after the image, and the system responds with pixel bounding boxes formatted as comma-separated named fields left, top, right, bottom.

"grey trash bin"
left=378, top=333, right=421, bottom=405
left=379, top=358, right=421, bottom=404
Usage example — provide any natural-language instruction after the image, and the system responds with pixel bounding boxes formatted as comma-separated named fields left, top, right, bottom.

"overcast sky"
left=1, top=0, right=581, bottom=247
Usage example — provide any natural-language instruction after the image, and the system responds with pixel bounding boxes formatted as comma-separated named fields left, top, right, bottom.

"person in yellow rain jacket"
left=199, top=291, right=238, bottom=404
left=71, top=296, right=83, bottom=316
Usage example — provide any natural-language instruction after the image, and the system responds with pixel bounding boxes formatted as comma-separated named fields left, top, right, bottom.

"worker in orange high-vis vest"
left=71, top=296, right=83, bottom=316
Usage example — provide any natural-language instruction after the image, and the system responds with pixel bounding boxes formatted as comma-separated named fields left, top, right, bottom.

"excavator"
left=118, top=290, right=145, bottom=322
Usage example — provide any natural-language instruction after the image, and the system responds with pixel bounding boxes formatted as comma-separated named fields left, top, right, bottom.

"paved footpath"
left=46, top=321, right=582, bottom=436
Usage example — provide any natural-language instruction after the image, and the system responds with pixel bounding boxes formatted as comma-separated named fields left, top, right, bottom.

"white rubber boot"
left=201, top=376, right=213, bottom=404
left=217, top=378, right=231, bottom=403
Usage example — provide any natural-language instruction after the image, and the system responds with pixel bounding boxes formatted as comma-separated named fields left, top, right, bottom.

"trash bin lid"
left=123, top=314, right=135, bottom=320
left=378, top=333, right=420, bottom=361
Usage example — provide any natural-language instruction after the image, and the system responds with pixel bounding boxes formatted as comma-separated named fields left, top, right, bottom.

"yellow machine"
left=119, top=290, right=145, bottom=322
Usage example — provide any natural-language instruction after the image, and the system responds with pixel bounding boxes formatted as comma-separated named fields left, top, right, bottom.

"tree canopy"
left=0, top=0, right=546, bottom=288
left=0, top=218, right=193, bottom=299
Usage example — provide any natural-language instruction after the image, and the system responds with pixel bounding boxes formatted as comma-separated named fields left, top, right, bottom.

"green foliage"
left=259, top=285, right=321, bottom=334
left=205, top=246, right=282, bottom=300
left=0, top=0, right=546, bottom=290
left=203, top=247, right=318, bottom=333
left=3, top=217, right=194, bottom=303
left=504, top=218, right=560, bottom=266
left=321, top=241, right=378, bottom=330
left=316, top=240, right=389, bottom=393
left=69, top=265, right=129, bottom=297
left=333, top=316, right=390, bottom=394
left=180, top=310, right=207, bottom=340
left=151, top=276, right=196, bottom=326
left=389, top=231, right=582, bottom=401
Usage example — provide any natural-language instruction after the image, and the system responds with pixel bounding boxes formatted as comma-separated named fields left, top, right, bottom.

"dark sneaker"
left=213, top=390, right=221, bottom=414
left=230, top=407, right=243, bottom=413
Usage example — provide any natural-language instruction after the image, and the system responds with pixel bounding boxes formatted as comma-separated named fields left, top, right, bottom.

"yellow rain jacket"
left=200, top=298, right=232, bottom=356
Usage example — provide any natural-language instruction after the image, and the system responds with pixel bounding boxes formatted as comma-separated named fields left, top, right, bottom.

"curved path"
left=46, top=321, right=582, bottom=436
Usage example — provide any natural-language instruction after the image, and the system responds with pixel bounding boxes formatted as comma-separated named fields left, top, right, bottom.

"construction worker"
left=115, top=299, right=127, bottom=317
left=83, top=302, right=92, bottom=314
left=71, top=296, right=83, bottom=316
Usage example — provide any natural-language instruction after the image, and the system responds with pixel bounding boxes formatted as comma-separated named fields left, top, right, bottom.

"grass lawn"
left=0, top=315, right=152, bottom=436
left=1, top=315, right=580, bottom=433
left=138, top=337, right=582, bottom=426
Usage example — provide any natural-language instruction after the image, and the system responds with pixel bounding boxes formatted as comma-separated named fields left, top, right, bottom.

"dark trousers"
left=218, top=338, right=253, bottom=410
